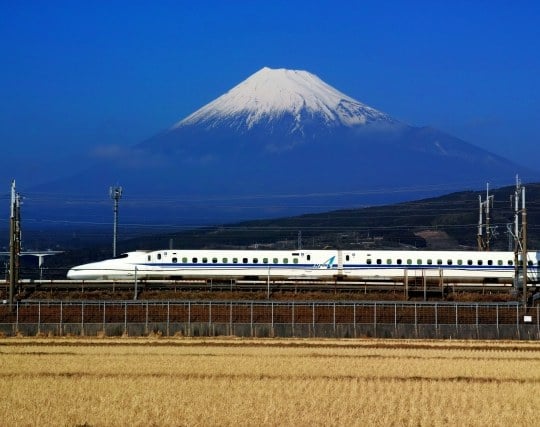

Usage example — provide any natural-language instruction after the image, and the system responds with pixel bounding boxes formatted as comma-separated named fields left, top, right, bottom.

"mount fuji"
left=31, top=67, right=539, bottom=226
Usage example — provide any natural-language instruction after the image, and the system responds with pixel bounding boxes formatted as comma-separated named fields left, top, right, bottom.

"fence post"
left=292, top=302, right=295, bottom=337
left=103, top=302, right=106, bottom=334
left=496, top=304, right=499, bottom=338
left=188, top=301, right=191, bottom=337
left=15, top=301, right=19, bottom=336
left=271, top=302, right=274, bottom=332
left=476, top=303, right=479, bottom=339
left=167, top=301, right=170, bottom=337
left=394, top=303, right=397, bottom=335
left=145, top=301, right=149, bottom=335
left=124, top=302, right=127, bottom=335
left=229, top=302, right=232, bottom=336
left=353, top=303, right=356, bottom=338
left=333, top=303, right=336, bottom=335
left=516, top=304, right=520, bottom=339
left=455, top=304, right=458, bottom=335
left=250, top=302, right=253, bottom=337
left=38, top=301, right=41, bottom=335
left=373, top=303, right=377, bottom=338
left=414, top=304, right=418, bottom=337
left=435, top=303, right=438, bottom=338
left=81, top=301, right=85, bottom=336
left=312, top=303, right=315, bottom=337
left=208, top=301, right=212, bottom=334
left=58, top=301, right=64, bottom=336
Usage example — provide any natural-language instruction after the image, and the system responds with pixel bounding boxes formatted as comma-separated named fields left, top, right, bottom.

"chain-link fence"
left=0, top=300, right=538, bottom=339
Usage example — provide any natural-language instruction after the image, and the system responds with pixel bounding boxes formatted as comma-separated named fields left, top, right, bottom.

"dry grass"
left=1, top=338, right=540, bottom=426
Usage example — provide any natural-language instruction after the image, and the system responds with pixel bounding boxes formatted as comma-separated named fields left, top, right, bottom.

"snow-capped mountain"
left=29, top=67, right=539, bottom=227
left=175, top=67, right=395, bottom=132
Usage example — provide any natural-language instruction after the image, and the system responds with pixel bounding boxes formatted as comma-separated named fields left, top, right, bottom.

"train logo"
left=314, top=256, right=335, bottom=269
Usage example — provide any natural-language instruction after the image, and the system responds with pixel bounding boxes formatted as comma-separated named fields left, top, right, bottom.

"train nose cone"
left=66, top=269, right=78, bottom=279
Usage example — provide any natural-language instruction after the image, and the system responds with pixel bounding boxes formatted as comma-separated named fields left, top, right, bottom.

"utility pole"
left=8, top=180, right=21, bottom=312
left=297, top=231, right=302, bottom=250
left=477, top=183, right=494, bottom=251
left=513, top=179, right=520, bottom=295
left=110, top=186, right=123, bottom=257
left=511, top=176, right=528, bottom=307
left=521, top=185, right=528, bottom=308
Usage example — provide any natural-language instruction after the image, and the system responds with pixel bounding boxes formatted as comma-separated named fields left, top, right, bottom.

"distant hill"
left=36, top=182, right=540, bottom=276
left=120, top=183, right=540, bottom=252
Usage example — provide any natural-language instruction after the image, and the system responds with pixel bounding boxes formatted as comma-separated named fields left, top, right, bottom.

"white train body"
left=67, top=249, right=540, bottom=284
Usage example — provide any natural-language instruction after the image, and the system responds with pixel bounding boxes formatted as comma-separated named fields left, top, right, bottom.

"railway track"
left=0, top=276, right=520, bottom=301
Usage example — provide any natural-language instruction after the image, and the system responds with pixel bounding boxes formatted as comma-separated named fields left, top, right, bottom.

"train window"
left=528, top=260, right=533, bottom=266
left=233, top=258, right=238, bottom=264
left=427, top=259, right=432, bottom=265
left=508, top=260, right=513, bottom=266
left=263, top=258, right=268, bottom=264
left=376, top=259, right=382, bottom=265
left=346, top=255, right=350, bottom=261
left=396, top=259, right=402, bottom=265
left=447, top=260, right=452, bottom=265
left=293, top=258, right=298, bottom=264
left=437, top=259, right=442, bottom=265
left=283, top=258, right=289, bottom=264
left=172, top=258, right=177, bottom=263
left=417, top=259, right=422, bottom=265
left=487, top=260, right=493, bottom=266
left=467, top=260, right=473, bottom=265
left=457, top=260, right=463, bottom=265
left=157, top=253, right=162, bottom=260
left=367, top=259, right=372, bottom=264
left=253, top=258, right=258, bottom=263
left=273, top=258, right=278, bottom=264
left=147, top=255, right=151, bottom=261
left=192, top=257, right=197, bottom=263
left=202, top=258, right=208, bottom=263
left=222, top=258, right=228, bottom=263
left=497, top=260, right=503, bottom=266
left=182, top=257, right=187, bottom=263
left=243, top=258, right=248, bottom=264
left=212, top=258, right=218, bottom=264
left=386, top=259, right=392, bottom=265
left=477, top=260, right=483, bottom=265
left=307, top=255, right=311, bottom=261
left=407, top=259, right=412, bottom=265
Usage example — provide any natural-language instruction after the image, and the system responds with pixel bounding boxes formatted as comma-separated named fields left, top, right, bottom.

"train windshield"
left=113, top=253, right=129, bottom=259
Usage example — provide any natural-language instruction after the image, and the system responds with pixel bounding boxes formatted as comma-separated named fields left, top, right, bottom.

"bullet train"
left=67, top=248, right=540, bottom=284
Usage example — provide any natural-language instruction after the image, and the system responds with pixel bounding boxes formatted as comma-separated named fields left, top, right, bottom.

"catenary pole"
left=8, top=180, right=20, bottom=312
left=522, top=186, right=528, bottom=308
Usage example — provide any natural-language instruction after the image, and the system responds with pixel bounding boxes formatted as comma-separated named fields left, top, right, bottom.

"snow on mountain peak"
left=173, top=67, right=395, bottom=131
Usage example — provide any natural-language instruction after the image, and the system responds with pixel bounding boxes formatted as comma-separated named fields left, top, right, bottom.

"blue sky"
left=1, top=0, right=540, bottom=180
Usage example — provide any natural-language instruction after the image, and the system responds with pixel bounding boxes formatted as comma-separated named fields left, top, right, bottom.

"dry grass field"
left=1, top=338, right=540, bottom=426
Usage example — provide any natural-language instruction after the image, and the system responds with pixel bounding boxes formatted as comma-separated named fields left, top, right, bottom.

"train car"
left=67, top=248, right=540, bottom=285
